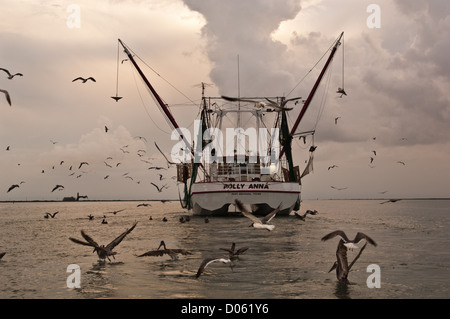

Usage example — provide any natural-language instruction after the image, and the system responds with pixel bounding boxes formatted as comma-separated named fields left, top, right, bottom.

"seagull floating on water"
left=0, top=252, right=5, bottom=260
left=69, top=222, right=137, bottom=261
left=196, top=257, right=232, bottom=278
left=137, top=240, right=192, bottom=261
left=321, top=230, right=377, bottom=250
left=234, top=199, right=281, bottom=231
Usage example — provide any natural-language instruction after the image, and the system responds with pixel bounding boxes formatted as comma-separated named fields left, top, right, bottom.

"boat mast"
left=279, top=31, right=344, bottom=159
left=117, top=39, right=191, bottom=152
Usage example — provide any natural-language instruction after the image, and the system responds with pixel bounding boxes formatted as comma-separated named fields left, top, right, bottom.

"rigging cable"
left=129, top=64, right=172, bottom=135
left=115, top=41, right=120, bottom=97
left=286, top=38, right=336, bottom=99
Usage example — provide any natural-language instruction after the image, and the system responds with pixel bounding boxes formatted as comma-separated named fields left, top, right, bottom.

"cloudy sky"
left=1, top=0, right=449, bottom=202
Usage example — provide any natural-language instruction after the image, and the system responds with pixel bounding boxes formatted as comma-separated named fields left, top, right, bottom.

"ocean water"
left=0, top=199, right=449, bottom=299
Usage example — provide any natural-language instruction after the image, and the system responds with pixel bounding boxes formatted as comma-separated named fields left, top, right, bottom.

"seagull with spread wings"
left=7, top=184, right=19, bottom=193
left=195, top=257, right=232, bottom=278
left=219, top=243, right=249, bottom=259
left=151, top=183, right=167, bottom=193
left=234, top=199, right=281, bottom=231
left=69, top=222, right=137, bottom=261
left=321, top=230, right=377, bottom=250
left=0, top=68, right=23, bottom=79
left=51, top=184, right=64, bottom=192
left=136, top=240, right=192, bottom=261
left=294, top=209, right=318, bottom=221
left=72, top=77, right=96, bottom=83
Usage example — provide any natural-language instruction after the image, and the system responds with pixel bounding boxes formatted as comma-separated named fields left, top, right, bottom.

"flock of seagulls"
left=326, top=132, right=408, bottom=195
left=4, top=136, right=176, bottom=198
left=63, top=203, right=376, bottom=283
left=67, top=215, right=248, bottom=279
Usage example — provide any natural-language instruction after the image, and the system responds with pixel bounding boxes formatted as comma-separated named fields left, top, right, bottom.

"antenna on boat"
left=111, top=40, right=123, bottom=102
left=237, top=54, right=241, bottom=128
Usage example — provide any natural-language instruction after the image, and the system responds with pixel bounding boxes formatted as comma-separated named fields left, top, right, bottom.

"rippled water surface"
left=0, top=199, right=449, bottom=299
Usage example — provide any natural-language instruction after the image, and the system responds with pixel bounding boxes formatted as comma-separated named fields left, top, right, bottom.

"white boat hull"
left=190, top=181, right=301, bottom=216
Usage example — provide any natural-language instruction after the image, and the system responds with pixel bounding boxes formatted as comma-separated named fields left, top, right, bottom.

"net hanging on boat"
left=300, top=153, right=314, bottom=179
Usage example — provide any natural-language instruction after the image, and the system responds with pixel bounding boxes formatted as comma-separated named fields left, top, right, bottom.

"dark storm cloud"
left=182, top=0, right=303, bottom=96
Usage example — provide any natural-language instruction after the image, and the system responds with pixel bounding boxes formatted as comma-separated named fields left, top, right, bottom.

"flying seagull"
left=219, top=243, right=249, bottom=259
left=78, top=162, right=89, bottom=169
left=7, top=184, right=19, bottom=193
left=321, top=230, right=377, bottom=250
left=151, top=183, right=167, bottom=193
left=111, top=96, right=122, bottom=102
left=380, top=199, right=402, bottom=204
left=195, top=257, right=232, bottom=278
left=51, top=184, right=64, bottom=192
left=69, top=222, right=138, bottom=261
left=336, top=87, right=347, bottom=97
left=136, top=240, right=192, bottom=261
left=294, top=209, right=318, bottom=221
left=72, top=77, right=96, bottom=83
left=322, top=230, right=376, bottom=284
left=0, top=89, right=11, bottom=106
left=331, top=186, right=348, bottom=191
left=234, top=199, right=281, bottom=231
left=397, top=161, right=406, bottom=165
left=105, top=209, right=125, bottom=215
left=154, top=142, right=176, bottom=167
left=0, top=68, right=23, bottom=79
left=44, top=211, right=59, bottom=218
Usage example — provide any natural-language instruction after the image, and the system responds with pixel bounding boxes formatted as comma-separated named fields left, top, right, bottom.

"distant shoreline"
left=1, top=197, right=449, bottom=203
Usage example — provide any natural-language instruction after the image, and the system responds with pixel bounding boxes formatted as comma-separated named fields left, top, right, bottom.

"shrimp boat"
left=117, top=32, right=344, bottom=216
